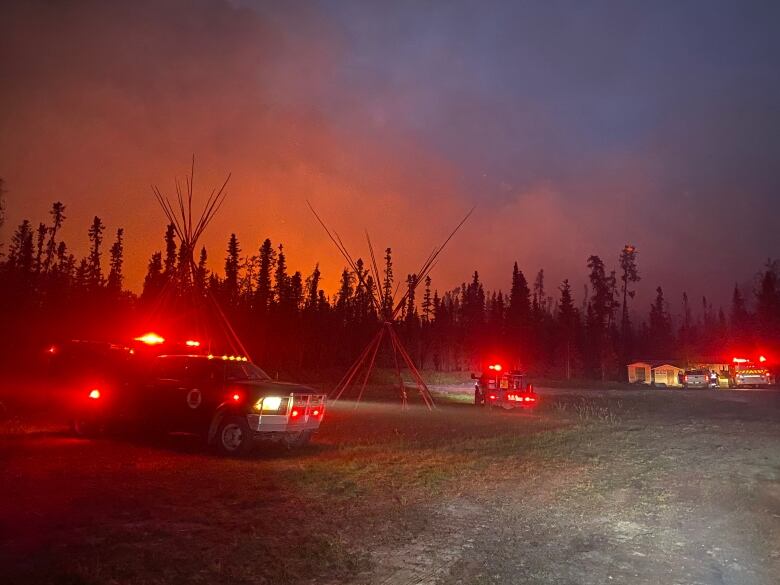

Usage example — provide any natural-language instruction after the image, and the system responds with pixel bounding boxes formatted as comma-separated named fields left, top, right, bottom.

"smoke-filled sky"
left=2, top=0, right=779, bottom=314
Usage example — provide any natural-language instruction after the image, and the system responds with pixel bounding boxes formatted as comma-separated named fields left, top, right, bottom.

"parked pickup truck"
left=682, top=369, right=711, bottom=389
left=59, top=347, right=326, bottom=455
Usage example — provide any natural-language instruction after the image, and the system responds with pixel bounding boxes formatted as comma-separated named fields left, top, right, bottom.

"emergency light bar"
left=207, top=354, right=248, bottom=362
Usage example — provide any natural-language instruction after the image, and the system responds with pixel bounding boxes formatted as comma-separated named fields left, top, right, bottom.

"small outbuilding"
left=651, top=364, right=684, bottom=387
left=627, top=362, right=653, bottom=385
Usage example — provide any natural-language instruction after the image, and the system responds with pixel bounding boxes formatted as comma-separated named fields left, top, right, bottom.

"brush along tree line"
left=1, top=198, right=779, bottom=379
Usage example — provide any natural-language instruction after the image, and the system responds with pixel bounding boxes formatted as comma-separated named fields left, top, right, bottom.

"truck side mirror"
left=470, top=373, right=477, bottom=380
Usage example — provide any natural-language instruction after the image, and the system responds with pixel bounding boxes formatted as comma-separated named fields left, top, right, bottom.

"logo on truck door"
left=186, top=389, right=202, bottom=409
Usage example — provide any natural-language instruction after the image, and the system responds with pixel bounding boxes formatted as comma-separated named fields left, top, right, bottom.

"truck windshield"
left=225, top=362, right=271, bottom=382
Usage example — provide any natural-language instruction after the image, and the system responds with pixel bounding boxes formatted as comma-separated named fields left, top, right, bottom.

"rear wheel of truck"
left=216, top=416, right=253, bottom=456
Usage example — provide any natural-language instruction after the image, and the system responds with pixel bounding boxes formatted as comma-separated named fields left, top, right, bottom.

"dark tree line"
left=2, top=201, right=779, bottom=379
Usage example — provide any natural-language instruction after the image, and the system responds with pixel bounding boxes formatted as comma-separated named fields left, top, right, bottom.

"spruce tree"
left=44, top=202, right=66, bottom=273
left=273, top=243, right=289, bottom=306
left=224, top=233, right=240, bottom=306
left=305, top=264, right=321, bottom=311
left=87, top=216, right=105, bottom=289
left=586, top=255, right=618, bottom=379
left=618, top=244, right=640, bottom=338
left=255, top=238, right=275, bottom=312
left=557, top=279, right=577, bottom=379
left=107, top=228, right=124, bottom=293
left=163, top=223, right=177, bottom=277
left=382, top=247, right=394, bottom=319
left=8, top=220, right=34, bottom=274
left=756, top=261, right=779, bottom=341
left=649, top=286, right=672, bottom=355
left=507, top=262, right=531, bottom=326
left=422, top=275, right=433, bottom=322
left=142, top=252, right=164, bottom=301
left=194, top=247, right=208, bottom=292
left=34, top=222, right=47, bottom=274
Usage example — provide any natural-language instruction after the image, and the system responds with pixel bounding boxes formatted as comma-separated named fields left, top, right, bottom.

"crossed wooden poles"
left=149, top=157, right=251, bottom=360
left=308, top=202, right=472, bottom=410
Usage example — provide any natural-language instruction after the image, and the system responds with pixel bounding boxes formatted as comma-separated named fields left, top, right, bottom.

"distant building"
left=627, top=361, right=684, bottom=386
left=627, top=361, right=653, bottom=384
left=627, top=358, right=731, bottom=387
left=651, top=364, right=684, bottom=387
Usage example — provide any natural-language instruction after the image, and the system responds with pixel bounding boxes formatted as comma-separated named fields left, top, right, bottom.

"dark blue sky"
left=2, top=0, right=778, bottom=316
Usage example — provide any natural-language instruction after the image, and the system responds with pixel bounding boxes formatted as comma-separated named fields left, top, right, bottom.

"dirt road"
left=1, top=384, right=778, bottom=584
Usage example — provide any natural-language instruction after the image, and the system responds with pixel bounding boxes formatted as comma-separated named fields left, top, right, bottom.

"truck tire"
left=216, top=415, right=253, bottom=456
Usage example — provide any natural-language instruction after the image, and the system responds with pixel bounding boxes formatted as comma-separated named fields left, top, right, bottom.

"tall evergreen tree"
left=224, top=233, right=240, bottom=305
left=273, top=243, right=289, bottom=306
left=382, top=247, right=394, bottom=319
left=404, top=274, right=418, bottom=323
left=648, top=286, right=673, bottom=355
left=289, top=271, right=303, bottom=311
left=756, top=260, right=779, bottom=341
left=557, top=279, right=578, bottom=379
left=107, top=228, right=124, bottom=293
left=532, top=269, right=545, bottom=315
left=43, top=202, right=66, bottom=273
left=422, top=275, right=433, bottom=323
left=87, top=216, right=105, bottom=289
left=7, top=220, right=34, bottom=274
left=163, top=223, right=177, bottom=277
left=255, top=238, right=275, bottom=312
left=586, top=255, right=618, bottom=379
left=194, top=247, right=208, bottom=292
left=305, top=264, right=321, bottom=311
left=730, top=284, right=748, bottom=326
left=618, top=244, right=640, bottom=341
left=34, top=222, right=47, bottom=274
left=142, top=252, right=164, bottom=300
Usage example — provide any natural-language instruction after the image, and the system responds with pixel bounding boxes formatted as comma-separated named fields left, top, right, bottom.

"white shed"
left=651, top=364, right=684, bottom=387
left=627, top=362, right=652, bottom=384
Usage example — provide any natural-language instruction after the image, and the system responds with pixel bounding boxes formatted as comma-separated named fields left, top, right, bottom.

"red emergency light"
left=488, top=364, right=503, bottom=372
left=732, top=357, right=748, bottom=364
left=759, top=355, right=767, bottom=363
left=88, top=389, right=101, bottom=400
left=185, top=340, right=201, bottom=348
left=135, top=332, right=165, bottom=346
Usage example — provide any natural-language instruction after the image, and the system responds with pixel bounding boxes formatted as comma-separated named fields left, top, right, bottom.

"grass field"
left=1, top=381, right=779, bottom=584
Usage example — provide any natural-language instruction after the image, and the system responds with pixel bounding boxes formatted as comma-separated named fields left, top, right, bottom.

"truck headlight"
left=254, top=396, right=284, bottom=412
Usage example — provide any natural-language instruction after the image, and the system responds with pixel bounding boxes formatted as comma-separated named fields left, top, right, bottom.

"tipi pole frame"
left=355, top=327, right=384, bottom=407
left=332, top=327, right=384, bottom=401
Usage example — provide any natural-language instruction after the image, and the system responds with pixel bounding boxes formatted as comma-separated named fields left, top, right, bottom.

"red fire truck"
left=730, top=356, right=774, bottom=388
left=471, top=363, right=538, bottom=410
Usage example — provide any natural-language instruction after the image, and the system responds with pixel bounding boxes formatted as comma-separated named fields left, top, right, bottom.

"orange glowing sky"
left=2, top=1, right=779, bottom=312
